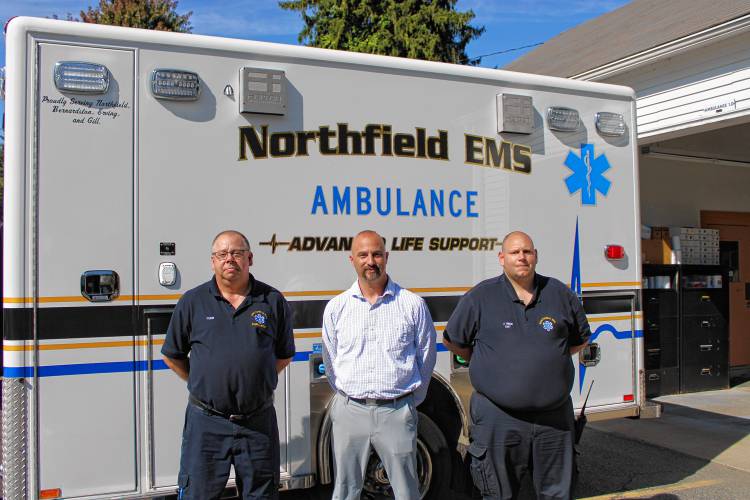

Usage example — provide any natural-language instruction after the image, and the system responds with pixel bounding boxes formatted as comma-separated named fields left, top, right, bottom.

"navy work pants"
left=468, top=392, right=575, bottom=500
left=177, top=402, right=280, bottom=500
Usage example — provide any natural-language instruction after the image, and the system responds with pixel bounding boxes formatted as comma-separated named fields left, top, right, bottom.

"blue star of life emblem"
left=564, top=144, right=612, bottom=206
left=542, top=320, right=554, bottom=332
left=253, top=313, right=266, bottom=325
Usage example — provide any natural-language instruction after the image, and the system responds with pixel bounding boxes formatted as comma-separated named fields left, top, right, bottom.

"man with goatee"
left=322, top=230, right=436, bottom=500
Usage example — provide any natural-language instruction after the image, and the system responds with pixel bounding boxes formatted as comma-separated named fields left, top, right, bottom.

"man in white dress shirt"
left=322, top=230, right=437, bottom=500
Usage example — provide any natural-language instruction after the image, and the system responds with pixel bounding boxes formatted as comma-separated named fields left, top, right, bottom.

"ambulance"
left=2, top=17, right=648, bottom=499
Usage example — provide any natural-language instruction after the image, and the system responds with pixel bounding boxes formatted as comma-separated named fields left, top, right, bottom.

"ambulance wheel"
left=362, top=412, right=451, bottom=499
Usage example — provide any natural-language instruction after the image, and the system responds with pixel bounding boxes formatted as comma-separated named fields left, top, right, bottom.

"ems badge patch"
left=539, top=316, right=556, bottom=332
left=251, top=310, right=268, bottom=329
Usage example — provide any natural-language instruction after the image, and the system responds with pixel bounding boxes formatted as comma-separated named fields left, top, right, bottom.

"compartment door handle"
left=579, top=343, right=601, bottom=367
left=81, top=270, right=120, bottom=302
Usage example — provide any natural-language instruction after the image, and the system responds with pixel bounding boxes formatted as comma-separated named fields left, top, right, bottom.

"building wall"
left=639, top=155, right=750, bottom=227
left=583, top=15, right=750, bottom=373
left=605, top=30, right=750, bottom=143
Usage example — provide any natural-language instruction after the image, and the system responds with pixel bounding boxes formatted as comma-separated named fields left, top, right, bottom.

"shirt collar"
left=208, top=274, right=258, bottom=302
left=349, top=276, right=397, bottom=301
left=500, top=273, right=541, bottom=304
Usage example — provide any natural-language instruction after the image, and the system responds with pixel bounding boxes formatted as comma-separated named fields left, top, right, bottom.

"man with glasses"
left=162, top=230, right=295, bottom=500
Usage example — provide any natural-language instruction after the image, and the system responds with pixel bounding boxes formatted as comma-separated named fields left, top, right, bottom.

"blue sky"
left=0, top=0, right=629, bottom=136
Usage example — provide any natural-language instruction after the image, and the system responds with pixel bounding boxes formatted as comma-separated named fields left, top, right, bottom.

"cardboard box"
left=651, top=226, right=670, bottom=241
left=642, top=238, right=673, bottom=264
left=671, top=226, right=699, bottom=237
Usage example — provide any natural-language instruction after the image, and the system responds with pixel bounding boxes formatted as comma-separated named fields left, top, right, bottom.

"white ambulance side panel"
left=136, top=48, right=309, bottom=488
left=36, top=43, right=136, bottom=497
left=146, top=311, right=187, bottom=488
left=3, top=18, right=643, bottom=499
left=133, top=44, right=638, bottom=486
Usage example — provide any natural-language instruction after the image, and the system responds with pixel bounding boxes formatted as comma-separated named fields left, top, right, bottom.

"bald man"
left=322, top=230, right=436, bottom=499
left=444, top=231, right=590, bottom=500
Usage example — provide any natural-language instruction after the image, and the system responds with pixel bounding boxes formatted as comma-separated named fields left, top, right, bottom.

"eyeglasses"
left=211, top=249, right=249, bottom=261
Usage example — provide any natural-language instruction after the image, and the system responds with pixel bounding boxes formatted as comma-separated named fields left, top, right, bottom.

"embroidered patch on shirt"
left=251, top=310, right=268, bottom=329
left=502, top=321, right=514, bottom=329
left=206, top=316, right=215, bottom=320
left=539, top=316, right=556, bottom=332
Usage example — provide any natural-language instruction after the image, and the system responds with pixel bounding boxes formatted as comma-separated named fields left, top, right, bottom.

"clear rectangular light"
left=151, top=69, right=200, bottom=100
left=596, top=111, right=626, bottom=137
left=547, top=106, right=580, bottom=132
left=54, top=61, right=110, bottom=94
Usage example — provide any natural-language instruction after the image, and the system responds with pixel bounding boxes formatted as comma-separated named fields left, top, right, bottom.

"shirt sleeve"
left=444, top=293, right=478, bottom=348
left=274, top=296, right=296, bottom=360
left=161, top=296, right=191, bottom=359
left=321, top=299, right=338, bottom=391
left=567, top=289, right=592, bottom=347
left=413, top=298, right=437, bottom=405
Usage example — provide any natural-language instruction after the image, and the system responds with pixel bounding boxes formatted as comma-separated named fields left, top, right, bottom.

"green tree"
left=80, top=0, right=192, bottom=32
left=279, top=0, right=484, bottom=64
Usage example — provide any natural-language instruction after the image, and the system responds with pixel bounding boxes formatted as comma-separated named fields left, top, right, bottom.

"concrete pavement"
left=590, top=381, right=750, bottom=474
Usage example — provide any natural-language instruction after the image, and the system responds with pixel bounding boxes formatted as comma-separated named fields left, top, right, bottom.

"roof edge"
left=571, top=12, right=750, bottom=81
left=6, top=16, right=635, bottom=99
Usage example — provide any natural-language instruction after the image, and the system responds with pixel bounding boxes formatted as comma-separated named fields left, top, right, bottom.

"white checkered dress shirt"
left=322, top=278, right=437, bottom=404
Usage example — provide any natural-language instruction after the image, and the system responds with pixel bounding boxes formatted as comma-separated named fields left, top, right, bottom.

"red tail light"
left=605, top=245, right=625, bottom=260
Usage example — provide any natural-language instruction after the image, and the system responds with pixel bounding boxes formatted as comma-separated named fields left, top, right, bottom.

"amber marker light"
left=40, top=488, right=62, bottom=499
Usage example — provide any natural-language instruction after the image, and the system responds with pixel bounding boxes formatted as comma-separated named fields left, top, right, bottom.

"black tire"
left=361, top=412, right=451, bottom=500
left=418, top=412, right=451, bottom=500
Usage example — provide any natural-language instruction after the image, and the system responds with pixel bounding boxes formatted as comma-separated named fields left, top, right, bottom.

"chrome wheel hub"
left=362, top=438, right=433, bottom=499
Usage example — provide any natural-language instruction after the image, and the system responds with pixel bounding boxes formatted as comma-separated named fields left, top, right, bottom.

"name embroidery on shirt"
left=206, top=316, right=215, bottom=320
left=502, top=321, right=514, bottom=329
left=539, top=316, right=556, bottom=332
left=251, top=310, right=269, bottom=329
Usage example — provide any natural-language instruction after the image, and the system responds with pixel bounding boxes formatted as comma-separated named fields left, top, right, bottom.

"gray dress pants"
left=330, top=392, right=420, bottom=500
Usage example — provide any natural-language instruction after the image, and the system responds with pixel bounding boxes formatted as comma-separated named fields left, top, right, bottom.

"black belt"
left=189, top=395, right=271, bottom=422
left=340, top=390, right=413, bottom=406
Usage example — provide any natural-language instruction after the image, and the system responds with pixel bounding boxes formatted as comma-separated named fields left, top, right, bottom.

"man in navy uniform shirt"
left=162, top=230, right=295, bottom=500
left=444, top=231, right=590, bottom=500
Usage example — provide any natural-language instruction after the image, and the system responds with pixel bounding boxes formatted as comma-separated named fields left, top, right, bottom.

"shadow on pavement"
left=573, top=426, right=712, bottom=498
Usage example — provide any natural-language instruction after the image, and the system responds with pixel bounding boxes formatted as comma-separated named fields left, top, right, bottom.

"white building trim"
left=572, top=13, right=750, bottom=82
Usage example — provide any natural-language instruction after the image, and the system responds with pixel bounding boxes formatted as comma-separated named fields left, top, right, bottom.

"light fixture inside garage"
left=641, top=146, right=750, bottom=168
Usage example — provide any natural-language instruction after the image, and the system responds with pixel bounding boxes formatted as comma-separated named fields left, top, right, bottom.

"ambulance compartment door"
left=575, top=292, right=637, bottom=411
left=36, top=43, right=136, bottom=497
left=145, top=308, right=184, bottom=488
